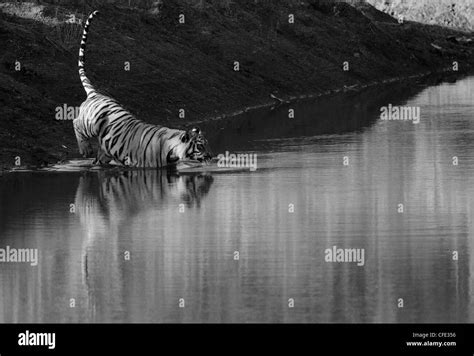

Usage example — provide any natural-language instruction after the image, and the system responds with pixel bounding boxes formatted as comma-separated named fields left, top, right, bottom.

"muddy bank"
left=0, top=0, right=473, bottom=169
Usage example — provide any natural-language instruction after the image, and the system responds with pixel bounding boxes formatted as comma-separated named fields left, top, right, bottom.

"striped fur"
left=73, top=11, right=212, bottom=168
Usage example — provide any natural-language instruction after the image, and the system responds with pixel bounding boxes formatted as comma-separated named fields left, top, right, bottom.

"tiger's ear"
left=181, top=127, right=200, bottom=142
left=181, top=132, right=190, bottom=143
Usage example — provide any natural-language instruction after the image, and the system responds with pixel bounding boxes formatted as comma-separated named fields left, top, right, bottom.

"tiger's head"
left=168, top=127, right=213, bottom=165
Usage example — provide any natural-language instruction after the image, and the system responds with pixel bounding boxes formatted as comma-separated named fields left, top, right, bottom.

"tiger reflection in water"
left=73, top=170, right=213, bottom=318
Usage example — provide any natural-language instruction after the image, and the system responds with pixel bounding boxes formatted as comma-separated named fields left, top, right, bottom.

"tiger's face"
left=169, top=127, right=212, bottom=164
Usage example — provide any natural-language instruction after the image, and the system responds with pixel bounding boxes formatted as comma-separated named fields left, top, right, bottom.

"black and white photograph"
left=0, top=0, right=473, bottom=353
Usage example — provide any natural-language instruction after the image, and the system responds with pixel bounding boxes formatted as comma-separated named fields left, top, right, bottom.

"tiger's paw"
left=93, top=148, right=114, bottom=165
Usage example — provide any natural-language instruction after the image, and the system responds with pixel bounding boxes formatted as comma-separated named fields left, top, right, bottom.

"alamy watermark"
left=217, top=151, right=257, bottom=171
left=18, top=330, right=55, bottom=350
left=325, top=245, right=365, bottom=266
left=0, top=246, right=38, bottom=266
left=380, top=104, right=420, bottom=124
left=55, top=104, right=80, bottom=120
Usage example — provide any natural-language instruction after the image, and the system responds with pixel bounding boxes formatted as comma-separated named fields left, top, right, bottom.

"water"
left=1, top=75, right=474, bottom=323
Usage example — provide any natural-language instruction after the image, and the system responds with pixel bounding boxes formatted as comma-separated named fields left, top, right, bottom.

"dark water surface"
left=1, top=76, right=474, bottom=323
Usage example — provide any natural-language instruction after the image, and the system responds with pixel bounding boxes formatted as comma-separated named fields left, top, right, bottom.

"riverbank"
left=1, top=0, right=473, bottom=170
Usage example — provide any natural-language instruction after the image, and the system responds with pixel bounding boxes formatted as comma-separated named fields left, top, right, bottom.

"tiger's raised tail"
left=78, top=10, right=99, bottom=98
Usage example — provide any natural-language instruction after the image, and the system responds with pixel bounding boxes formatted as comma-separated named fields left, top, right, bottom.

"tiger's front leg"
left=93, top=146, right=113, bottom=165
left=73, top=117, right=94, bottom=158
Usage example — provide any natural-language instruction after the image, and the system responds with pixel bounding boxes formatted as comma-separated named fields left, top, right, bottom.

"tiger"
left=73, top=10, right=212, bottom=168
